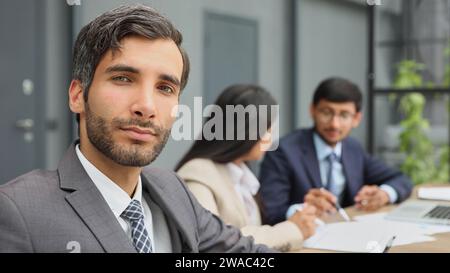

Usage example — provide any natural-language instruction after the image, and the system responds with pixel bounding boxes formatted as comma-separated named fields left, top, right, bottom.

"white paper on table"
left=354, top=212, right=450, bottom=246
left=303, top=221, right=395, bottom=253
left=304, top=211, right=450, bottom=252
left=418, top=187, right=450, bottom=201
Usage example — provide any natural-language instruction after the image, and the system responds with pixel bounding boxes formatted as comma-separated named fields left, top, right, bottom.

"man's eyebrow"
left=105, top=64, right=140, bottom=74
left=160, top=74, right=181, bottom=88
left=105, top=64, right=181, bottom=87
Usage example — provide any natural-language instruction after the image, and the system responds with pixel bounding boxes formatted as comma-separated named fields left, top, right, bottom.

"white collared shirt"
left=227, top=162, right=261, bottom=225
left=75, top=145, right=156, bottom=251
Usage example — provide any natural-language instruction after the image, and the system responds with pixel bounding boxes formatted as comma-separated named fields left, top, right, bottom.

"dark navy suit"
left=259, top=128, right=413, bottom=225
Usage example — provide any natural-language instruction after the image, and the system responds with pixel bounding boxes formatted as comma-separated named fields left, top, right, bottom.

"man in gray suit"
left=0, top=5, right=271, bottom=253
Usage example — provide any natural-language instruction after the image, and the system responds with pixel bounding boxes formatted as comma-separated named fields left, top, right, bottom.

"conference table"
left=299, top=184, right=450, bottom=253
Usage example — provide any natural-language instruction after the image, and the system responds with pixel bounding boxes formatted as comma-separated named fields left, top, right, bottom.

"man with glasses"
left=259, top=77, right=412, bottom=225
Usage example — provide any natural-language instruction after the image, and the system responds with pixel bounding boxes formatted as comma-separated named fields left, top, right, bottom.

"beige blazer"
left=177, top=158, right=304, bottom=252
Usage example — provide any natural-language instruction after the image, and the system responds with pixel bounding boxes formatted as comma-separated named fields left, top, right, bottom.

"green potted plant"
left=393, top=60, right=449, bottom=184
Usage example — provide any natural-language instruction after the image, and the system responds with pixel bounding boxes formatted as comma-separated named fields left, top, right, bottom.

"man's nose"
left=329, top=114, right=341, bottom=127
left=130, top=89, right=156, bottom=119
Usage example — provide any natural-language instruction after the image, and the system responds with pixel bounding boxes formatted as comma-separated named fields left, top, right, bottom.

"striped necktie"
left=121, top=199, right=153, bottom=253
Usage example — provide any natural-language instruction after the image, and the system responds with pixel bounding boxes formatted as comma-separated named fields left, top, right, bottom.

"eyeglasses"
left=317, top=109, right=356, bottom=124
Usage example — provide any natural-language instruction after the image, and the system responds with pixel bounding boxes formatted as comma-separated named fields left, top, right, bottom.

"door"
left=0, top=0, right=44, bottom=183
left=203, top=12, right=260, bottom=173
left=204, top=12, right=259, bottom=105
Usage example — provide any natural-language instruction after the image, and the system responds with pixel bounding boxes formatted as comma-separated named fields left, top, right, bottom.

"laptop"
left=386, top=200, right=450, bottom=225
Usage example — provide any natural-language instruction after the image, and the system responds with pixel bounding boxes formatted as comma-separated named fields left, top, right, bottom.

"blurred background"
left=0, top=0, right=449, bottom=185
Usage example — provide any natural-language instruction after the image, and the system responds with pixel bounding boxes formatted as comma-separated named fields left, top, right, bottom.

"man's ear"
left=352, top=111, right=363, bottom=128
left=309, top=104, right=315, bottom=119
left=68, top=79, right=85, bottom=115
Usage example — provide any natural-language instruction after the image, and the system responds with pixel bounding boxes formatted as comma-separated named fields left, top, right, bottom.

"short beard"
left=85, top=103, right=170, bottom=167
left=313, top=125, right=339, bottom=147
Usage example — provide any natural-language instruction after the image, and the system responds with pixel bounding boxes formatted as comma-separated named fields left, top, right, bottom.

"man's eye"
left=340, top=112, right=352, bottom=119
left=158, top=85, right=175, bottom=94
left=112, top=76, right=132, bottom=83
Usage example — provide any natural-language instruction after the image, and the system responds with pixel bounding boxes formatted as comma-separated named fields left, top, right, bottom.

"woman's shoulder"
left=177, top=158, right=227, bottom=186
left=178, top=158, right=217, bottom=174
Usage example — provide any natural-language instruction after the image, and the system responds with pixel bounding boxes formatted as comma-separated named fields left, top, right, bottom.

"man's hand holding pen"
left=304, top=188, right=350, bottom=221
left=304, top=188, right=337, bottom=216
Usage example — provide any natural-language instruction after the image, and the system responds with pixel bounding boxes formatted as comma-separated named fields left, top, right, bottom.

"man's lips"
left=324, top=130, right=340, bottom=136
left=120, top=126, right=157, bottom=141
left=122, top=126, right=156, bottom=135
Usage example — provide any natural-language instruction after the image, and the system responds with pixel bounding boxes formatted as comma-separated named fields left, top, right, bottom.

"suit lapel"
left=341, top=140, right=360, bottom=204
left=65, top=189, right=136, bottom=253
left=141, top=186, right=183, bottom=253
left=58, top=143, right=136, bottom=253
left=300, top=129, right=322, bottom=188
left=140, top=172, right=196, bottom=253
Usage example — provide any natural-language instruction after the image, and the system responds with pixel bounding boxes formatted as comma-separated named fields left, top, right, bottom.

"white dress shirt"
left=75, top=145, right=165, bottom=251
left=227, top=162, right=261, bottom=226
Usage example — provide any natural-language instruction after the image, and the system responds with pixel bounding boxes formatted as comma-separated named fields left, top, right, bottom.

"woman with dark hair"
left=176, top=84, right=317, bottom=252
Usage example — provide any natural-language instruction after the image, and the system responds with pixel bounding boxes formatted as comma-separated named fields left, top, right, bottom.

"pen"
left=334, top=200, right=352, bottom=222
left=383, top=235, right=396, bottom=253
left=320, top=187, right=351, bottom=222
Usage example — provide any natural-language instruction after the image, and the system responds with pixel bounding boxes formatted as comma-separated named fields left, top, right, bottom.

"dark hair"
left=175, top=84, right=277, bottom=171
left=72, top=4, right=190, bottom=124
left=312, top=77, right=363, bottom=112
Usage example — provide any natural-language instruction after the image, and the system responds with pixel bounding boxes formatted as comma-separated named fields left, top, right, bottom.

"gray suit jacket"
left=0, top=143, right=272, bottom=253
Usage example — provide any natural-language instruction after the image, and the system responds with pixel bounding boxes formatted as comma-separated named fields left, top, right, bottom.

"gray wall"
left=44, top=0, right=72, bottom=170
left=73, top=0, right=293, bottom=170
left=296, top=0, right=368, bottom=146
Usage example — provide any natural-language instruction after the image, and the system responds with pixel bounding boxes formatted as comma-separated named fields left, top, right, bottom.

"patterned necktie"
left=121, top=199, right=153, bottom=253
left=325, top=152, right=339, bottom=194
